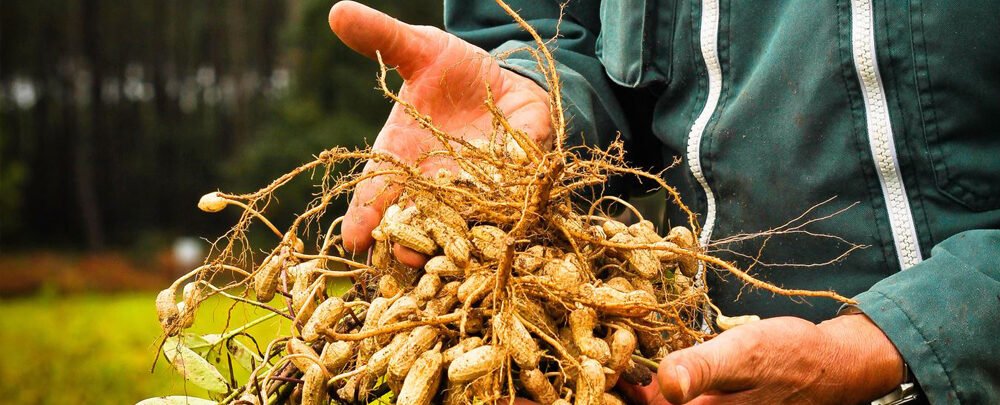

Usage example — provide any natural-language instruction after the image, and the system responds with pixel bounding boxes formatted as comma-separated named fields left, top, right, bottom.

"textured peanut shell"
left=300, top=364, right=328, bottom=405
left=413, top=192, right=467, bottom=232
left=156, top=287, right=180, bottom=333
left=581, top=284, right=657, bottom=318
left=442, top=336, right=483, bottom=365
left=456, top=271, right=491, bottom=305
left=378, top=274, right=403, bottom=298
left=302, top=296, right=346, bottom=341
left=319, top=340, right=354, bottom=373
left=667, top=226, right=700, bottom=277
left=286, top=338, right=320, bottom=373
left=424, top=217, right=472, bottom=268
left=424, top=255, right=463, bottom=278
left=377, top=295, right=418, bottom=328
left=252, top=254, right=284, bottom=302
left=469, top=225, right=507, bottom=261
left=574, top=357, right=605, bottom=405
left=358, top=296, right=391, bottom=360
left=413, top=273, right=442, bottom=302
left=520, top=368, right=559, bottom=405
left=387, top=326, right=439, bottom=393
left=396, top=345, right=444, bottom=405
left=496, top=314, right=541, bottom=369
left=370, top=240, right=392, bottom=269
left=606, top=327, right=637, bottom=371
left=601, top=219, right=628, bottom=238
left=366, top=332, right=408, bottom=377
left=569, top=306, right=611, bottom=364
left=627, top=220, right=660, bottom=243
left=447, top=344, right=503, bottom=383
left=384, top=221, right=437, bottom=255
left=513, top=245, right=547, bottom=274
left=602, top=393, right=627, bottom=405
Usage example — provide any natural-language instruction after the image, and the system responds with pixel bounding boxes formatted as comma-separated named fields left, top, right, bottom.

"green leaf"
left=226, top=337, right=263, bottom=372
left=174, top=333, right=217, bottom=356
left=135, top=396, right=218, bottom=405
left=367, top=390, right=394, bottom=405
left=162, top=337, right=230, bottom=393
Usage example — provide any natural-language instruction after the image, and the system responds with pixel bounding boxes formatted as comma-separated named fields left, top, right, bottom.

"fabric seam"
left=880, top=0, right=930, bottom=256
left=837, top=0, right=895, bottom=273
left=686, top=0, right=722, bottom=248
left=867, top=289, right=963, bottom=404
left=850, top=0, right=923, bottom=269
left=703, top=0, right=731, bottom=234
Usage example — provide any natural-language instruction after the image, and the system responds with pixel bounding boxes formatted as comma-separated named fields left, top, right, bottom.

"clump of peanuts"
left=148, top=2, right=854, bottom=403
left=152, top=131, right=713, bottom=404
left=310, top=187, right=704, bottom=405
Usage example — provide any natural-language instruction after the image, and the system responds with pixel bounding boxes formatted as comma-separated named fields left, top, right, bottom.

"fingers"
left=342, top=115, right=472, bottom=254
left=393, top=243, right=427, bottom=268
left=328, top=1, right=441, bottom=78
left=341, top=159, right=401, bottom=253
left=618, top=379, right=671, bottom=405
left=657, top=329, right=758, bottom=404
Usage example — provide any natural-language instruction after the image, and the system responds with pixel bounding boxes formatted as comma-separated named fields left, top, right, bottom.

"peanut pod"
left=319, top=340, right=354, bottom=373
left=519, top=368, right=559, bottom=405
left=442, top=336, right=483, bottom=365
left=366, top=332, right=408, bottom=378
left=377, top=295, right=419, bottom=328
left=387, top=326, right=440, bottom=393
left=424, top=255, right=464, bottom=278
left=286, top=338, right=320, bottom=373
left=581, top=284, right=657, bottom=318
left=302, top=296, right=346, bottom=341
left=447, top=344, right=503, bottom=383
left=469, top=225, right=507, bottom=261
left=396, top=344, right=444, bottom=405
left=667, top=226, right=699, bottom=277
left=253, top=254, right=285, bottom=302
left=413, top=273, right=442, bottom=302
left=569, top=306, right=611, bottom=364
left=155, top=287, right=180, bottom=334
left=424, top=217, right=472, bottom=268
left=496, top=313, right=541, bottom=369
left=574, top=357, right=605, bottom=405
left=384, top=221, right=437, bottom=255
left=301, top=364, right=328, bottom=405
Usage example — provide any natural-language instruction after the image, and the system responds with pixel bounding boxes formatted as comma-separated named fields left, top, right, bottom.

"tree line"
left=0, top=0, right=442, bottom=251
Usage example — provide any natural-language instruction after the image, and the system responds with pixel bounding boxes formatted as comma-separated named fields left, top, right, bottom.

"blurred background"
left=0, top=0, right=440, bottom=403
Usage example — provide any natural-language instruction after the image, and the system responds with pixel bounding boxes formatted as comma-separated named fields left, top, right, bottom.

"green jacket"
left=445, top=1, right=1000, bottom=403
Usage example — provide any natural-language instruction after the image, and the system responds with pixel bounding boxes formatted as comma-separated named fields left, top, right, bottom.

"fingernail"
left=675, top=365, right=690, bottom=399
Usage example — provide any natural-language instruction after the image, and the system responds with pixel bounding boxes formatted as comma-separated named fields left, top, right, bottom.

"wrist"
left=819, top=313, right=906, bottom=403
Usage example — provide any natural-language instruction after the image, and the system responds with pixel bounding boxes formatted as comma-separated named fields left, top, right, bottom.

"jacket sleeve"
left=444, top=0, right=658, bottom=197
left=854, top=230, right=1000, bottom=404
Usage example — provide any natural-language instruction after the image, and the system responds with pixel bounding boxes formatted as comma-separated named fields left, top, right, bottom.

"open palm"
left=328, top=1, right=552, bottom=258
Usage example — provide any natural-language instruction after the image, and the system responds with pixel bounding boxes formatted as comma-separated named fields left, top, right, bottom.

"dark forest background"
left=0, top=2, right=444, bottom=402
left=0, top=0, right=441, bottom=255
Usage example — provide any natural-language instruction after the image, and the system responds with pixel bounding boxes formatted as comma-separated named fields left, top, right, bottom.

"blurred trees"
left=0, top=0, right=442, bottom=251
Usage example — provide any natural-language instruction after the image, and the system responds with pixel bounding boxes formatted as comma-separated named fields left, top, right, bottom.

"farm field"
left=0, top=292, right=289, bottom=404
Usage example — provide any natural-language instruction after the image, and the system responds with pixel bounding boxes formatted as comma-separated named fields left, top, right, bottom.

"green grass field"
left=0, top=292, right=290, bottom=404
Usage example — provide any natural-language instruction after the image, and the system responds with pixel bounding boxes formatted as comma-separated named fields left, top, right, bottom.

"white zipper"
left=687, top=0, right=722, bottom=249
left=689, top=0, right=723, bottom=334
left=850, top=0, right=923, bottom=269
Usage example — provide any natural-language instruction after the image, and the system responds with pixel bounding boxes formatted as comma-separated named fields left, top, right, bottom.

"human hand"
left=327, top=1, right=552, bottom=264
left=616, top=314, right=905, bottom=404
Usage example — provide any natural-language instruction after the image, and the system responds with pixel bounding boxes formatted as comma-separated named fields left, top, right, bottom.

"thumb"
left=657, top=335, right=752, bottom=403
left=328, top=1, right=441, bottom=78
